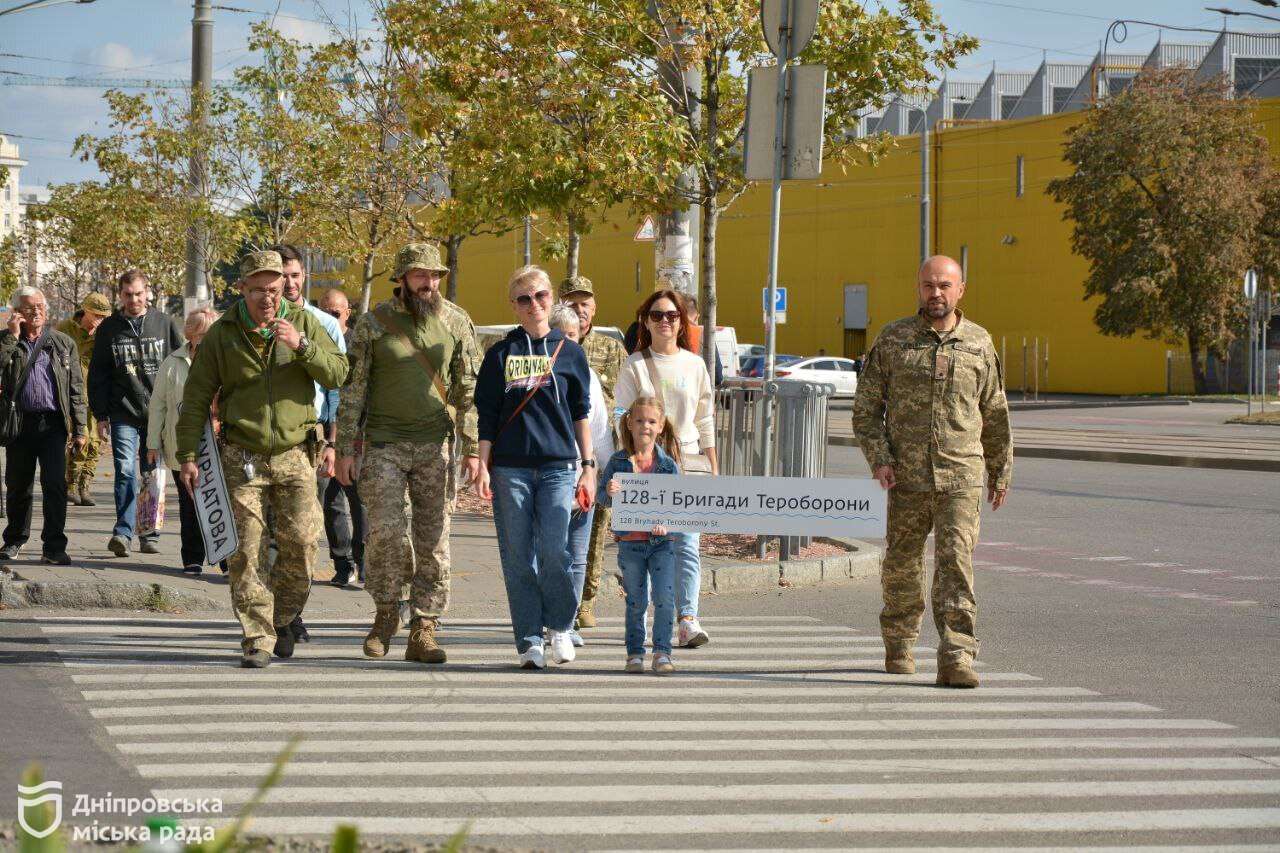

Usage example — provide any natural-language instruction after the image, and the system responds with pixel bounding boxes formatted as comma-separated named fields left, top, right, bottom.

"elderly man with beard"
left=336, top=243, right=481, bottom=663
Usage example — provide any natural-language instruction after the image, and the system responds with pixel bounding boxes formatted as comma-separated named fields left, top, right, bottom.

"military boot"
left=405, top=617, right=447, bottom=664
left=576, top=599, right=597, bottom=629
left=884, top=641, right=916, bottom=675
left=363, top=604, right=401, bottom=658
left=66, top=482, right=84, bottom=506
left=78, top=476, right=96, bottom=506
left=936, top=656, right=980, bottom=689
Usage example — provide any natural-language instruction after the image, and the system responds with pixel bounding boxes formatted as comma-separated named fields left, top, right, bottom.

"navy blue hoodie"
left=476, top=326, right=591, bottom=467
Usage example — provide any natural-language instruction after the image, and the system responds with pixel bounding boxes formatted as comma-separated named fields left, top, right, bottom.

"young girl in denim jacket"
left=597, top=396, right=682, bottom=675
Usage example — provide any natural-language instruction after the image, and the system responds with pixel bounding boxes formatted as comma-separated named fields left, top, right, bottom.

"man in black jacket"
left=0, top=287, right=88, bottom=565
left=87, top=270, right=183, bottom=557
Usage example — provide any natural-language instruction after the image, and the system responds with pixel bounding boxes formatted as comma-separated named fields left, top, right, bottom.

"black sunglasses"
left=647, top=309, right=681, bottom=324
left=323, top=309, right=343, bottom=319
left=514, top=289, right=552, bottom=308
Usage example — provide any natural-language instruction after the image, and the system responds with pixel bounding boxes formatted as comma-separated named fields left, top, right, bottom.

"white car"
left=775, top=356, right=859, bottom=397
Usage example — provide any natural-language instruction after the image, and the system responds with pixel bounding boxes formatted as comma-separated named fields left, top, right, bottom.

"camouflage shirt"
left=56, top=316, right=95, bottom=375
left=337, top=297, right=480, bottom=459
left=851, top=310, right=1012, bottom=492
left=581, top=327, right=626, bottom=413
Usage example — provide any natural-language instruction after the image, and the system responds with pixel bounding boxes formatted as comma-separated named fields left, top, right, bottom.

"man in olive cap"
left=558, top=275, right=625, bottom=630
left=57, top=292, right=112, bottom=506
left=336, top=242, right=481, bottom=663
left=176, top=250, right=348, bottom=668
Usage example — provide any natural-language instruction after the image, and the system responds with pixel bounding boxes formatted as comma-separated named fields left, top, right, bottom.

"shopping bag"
left=137, top=467, right=167, bottom=536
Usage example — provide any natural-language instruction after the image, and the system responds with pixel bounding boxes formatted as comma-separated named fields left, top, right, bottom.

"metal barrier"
left=715, top=377, right=836, bottom=559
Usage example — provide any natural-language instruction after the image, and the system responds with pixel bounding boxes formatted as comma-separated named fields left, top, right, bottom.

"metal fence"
left=999, top=335, right=1049, bottom=399
left=1166, top=349, right=1280, bottom=395
left=716, top=377, right=835, bottom=559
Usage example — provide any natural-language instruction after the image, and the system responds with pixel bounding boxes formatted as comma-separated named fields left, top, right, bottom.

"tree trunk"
left=566, top=215, right=582, bottom=280
left=359, top=252, right=375, bottom=315
left=445, top=235, right=463, bottom=303
left=1188, top=328, right=1207, bottom=395
left=700, top=199, right=718, bottom=379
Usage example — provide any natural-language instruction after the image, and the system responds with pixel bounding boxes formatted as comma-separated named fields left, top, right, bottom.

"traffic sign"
left=743, top=64, right=827, bottom=181
left=634, top=216, right=657, bottom=241
left=1244, top=268, right=1258, bottom=300
left=761, top=0, right=820, bottom=61
left=763, top=286, right=788, bottom=312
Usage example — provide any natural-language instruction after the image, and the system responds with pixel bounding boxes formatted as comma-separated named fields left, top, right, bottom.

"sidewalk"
left=828, top=402, right=1280, bottom=472
left=0, top=457, right=880, bottom=615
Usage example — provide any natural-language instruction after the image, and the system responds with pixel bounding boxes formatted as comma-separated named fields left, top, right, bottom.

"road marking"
left=116, top=736, right=1279, bottom=756
left=134, top=756, right=1280, bottom=778
left=215, top=809, right=1280, bottom=835
left=152, top=778, right=1280, bottom=805
left=100, top=713, right=1183, bottom=736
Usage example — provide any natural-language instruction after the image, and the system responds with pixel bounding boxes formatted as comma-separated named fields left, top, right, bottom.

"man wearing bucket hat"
left=176, top=250, right=348, bottom=668
left=57, top=292, right=111, bottom=506
left=558, top=274, right=624, bottom=630
left=336, top=242, right=481, bottom=664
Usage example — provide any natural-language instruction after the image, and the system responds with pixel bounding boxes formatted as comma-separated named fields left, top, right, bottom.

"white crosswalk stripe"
left=34, top=615, right=1280, bottom=849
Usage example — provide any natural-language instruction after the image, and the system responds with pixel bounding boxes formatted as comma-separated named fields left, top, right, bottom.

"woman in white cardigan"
left=146, top=306, right=219, bottom=574
left=614, top=289, right=718, bottom=648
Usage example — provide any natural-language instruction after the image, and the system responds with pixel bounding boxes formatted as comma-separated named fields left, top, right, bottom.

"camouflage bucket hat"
left=239, top=250, right=284, bottom=280
left=81, top=292, right=112, bottom=317
left=393, top=243, right=448, bottom=281
left=558, top=275, right=594, bottom=299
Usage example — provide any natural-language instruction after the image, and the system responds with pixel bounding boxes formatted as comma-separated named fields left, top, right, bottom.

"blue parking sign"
left=762, top=286, right=788, bottom=312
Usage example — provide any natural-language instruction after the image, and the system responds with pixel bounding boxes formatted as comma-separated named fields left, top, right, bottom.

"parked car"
left=737, top=343, right=765, bottom=368
left=739, top=354, right=801, bottom=378
left=775, top=356, right=860, bottom=396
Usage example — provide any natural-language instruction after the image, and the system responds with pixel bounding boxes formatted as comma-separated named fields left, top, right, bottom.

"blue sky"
left=0, top=0, right=1273, bottom=187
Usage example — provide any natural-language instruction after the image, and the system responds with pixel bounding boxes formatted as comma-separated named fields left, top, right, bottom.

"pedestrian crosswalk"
left=32, top=615, right=1280, bottom=850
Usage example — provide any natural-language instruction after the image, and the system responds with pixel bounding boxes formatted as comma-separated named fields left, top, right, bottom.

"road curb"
left=827, top=435, right=1280, bottom=472
left=0, top=570, right=221, bottom=612
left=1006, top=399, right=1192, bottom=411
left=601, top=538, right=881, bottom=597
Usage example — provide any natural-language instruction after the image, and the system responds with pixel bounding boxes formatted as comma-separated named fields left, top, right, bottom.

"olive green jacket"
left=175, top=300, right=348, bottom=462
left=851, top=310, right=1012, bottom=492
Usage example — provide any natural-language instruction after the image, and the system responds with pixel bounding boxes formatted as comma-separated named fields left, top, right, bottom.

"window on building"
left=1052, top=86, right=1074, bottom=113
left=1015, top=155, right=1025, bottom=198
left=3, top=214, right=9, bottom=228
left=1000, top=94, right=1020, bottom=119
left=1234, top=58, right=1280, bottom=96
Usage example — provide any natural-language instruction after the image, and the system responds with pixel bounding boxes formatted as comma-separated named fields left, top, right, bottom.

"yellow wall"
left=365, top=99, right=1280, bottom=395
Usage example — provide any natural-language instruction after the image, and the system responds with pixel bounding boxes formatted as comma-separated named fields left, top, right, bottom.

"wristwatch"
left=580, top=459, right=597, bottom=469
left=294, top=333, right=309, bottom=353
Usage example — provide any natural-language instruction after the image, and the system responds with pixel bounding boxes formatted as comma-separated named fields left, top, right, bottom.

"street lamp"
left=0, top=0, right=95, bottom=17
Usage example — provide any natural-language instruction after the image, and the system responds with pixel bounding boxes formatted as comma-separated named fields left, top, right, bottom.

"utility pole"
left=523, top=215, right=531, bottom=266
left=920, top=114, right=930, bottom=265
left=184, top=0, right=212, bottom=316
left=650, top=2, right=701, bottom=302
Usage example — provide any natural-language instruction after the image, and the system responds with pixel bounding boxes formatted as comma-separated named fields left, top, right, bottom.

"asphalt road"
left=2, top=450, right=1278, bottom=849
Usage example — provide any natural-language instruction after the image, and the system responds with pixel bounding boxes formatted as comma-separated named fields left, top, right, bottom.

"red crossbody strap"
left=495, top=338, right=566, bottom=441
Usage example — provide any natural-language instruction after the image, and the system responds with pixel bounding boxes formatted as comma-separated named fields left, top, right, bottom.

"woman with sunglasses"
left=473, top=265, right=595, bottom=670
left=615, top=289, right=718, bottom=648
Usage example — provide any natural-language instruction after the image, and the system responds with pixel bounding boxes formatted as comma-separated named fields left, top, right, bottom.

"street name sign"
left=193, top=416, right=239, bottom=565
left=611, top=473, right=887, bottom=538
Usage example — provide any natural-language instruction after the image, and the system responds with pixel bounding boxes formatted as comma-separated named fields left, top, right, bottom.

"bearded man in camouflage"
left=851, top=255, right=1012, bottom=689
left=336, top=243, right=481, bottom=664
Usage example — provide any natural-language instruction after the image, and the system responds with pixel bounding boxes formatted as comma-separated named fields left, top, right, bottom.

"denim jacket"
left=596, top=445, right=681, bottom=508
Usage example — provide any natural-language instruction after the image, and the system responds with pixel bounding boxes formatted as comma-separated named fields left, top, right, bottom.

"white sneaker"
left=548, top=630, right=576, bottom=664
left=569, top=628, right=585, bottom=648
left=519, top=644, right=546, bottom=669
left=677, top=617, right=709, bottom=648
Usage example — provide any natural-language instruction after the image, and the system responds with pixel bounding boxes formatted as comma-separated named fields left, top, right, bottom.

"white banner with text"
left=193, top=417, right=239, bottom=565
left=610, top=474, right=887, bottom=538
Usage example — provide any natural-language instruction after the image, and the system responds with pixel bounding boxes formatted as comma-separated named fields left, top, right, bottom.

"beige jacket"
left=146, top=348, right=192, bottom=472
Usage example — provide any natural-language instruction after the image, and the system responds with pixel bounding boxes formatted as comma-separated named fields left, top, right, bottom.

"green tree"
left=1047, top=68, right=1279, bottom=393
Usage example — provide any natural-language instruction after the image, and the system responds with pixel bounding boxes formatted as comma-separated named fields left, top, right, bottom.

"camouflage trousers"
left=358, top=440, right=451, bottom=619
left=580, top=505, right=611, bottom=604
left=880, top=487, right=982, bottom=663
left=222, top=443, right=321, bottom=654
left=65, top=411, right=99, bottom=486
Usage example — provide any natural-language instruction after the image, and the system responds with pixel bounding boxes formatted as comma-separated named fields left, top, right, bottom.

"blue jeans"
left=492, top=463, right=579, bottom=653
left=566, top=503, right=594, bottom=607
left=619, top=537, right=676, bottom=655
left=675, top=531, right=701, bottom=618
left=109, top=421, right=157, bottom=543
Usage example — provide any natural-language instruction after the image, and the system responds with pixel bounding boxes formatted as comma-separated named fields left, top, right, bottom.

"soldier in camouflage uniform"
left=336, top=243, right=481, bottom=664
left=177, top=251, right=348, bottom=668
left=851, top=255, right=1012, bottom=689
left=57, top=293, right=112, bottom=506
left=559, top=275, right=625, bottom=629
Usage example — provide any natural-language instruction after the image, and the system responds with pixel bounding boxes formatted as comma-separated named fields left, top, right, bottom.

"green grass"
left=1227, top=410, right=1280, bottom=424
